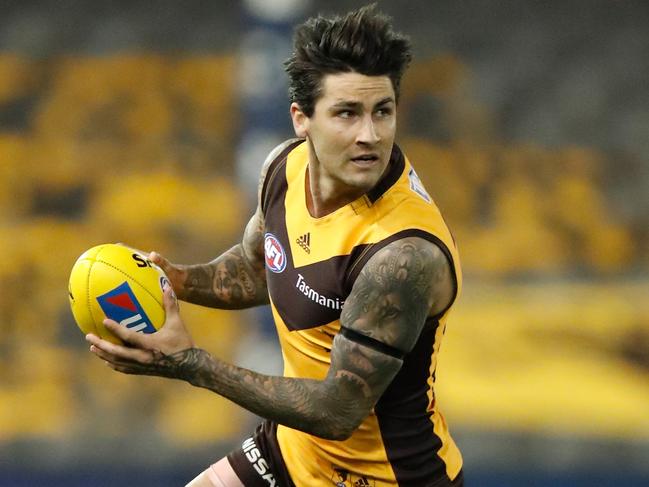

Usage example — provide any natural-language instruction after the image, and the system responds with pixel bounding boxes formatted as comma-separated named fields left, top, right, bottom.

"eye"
left=375, top=107, right=393, bottom=117
left=336, top=110, right=355, bottom=119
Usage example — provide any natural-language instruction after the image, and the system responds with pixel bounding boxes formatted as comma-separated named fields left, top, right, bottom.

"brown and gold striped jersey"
left=261, top=139, right=463, bottom=486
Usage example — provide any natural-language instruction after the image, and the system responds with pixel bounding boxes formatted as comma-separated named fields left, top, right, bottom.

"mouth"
left=350, top=153, right=380, bottom=167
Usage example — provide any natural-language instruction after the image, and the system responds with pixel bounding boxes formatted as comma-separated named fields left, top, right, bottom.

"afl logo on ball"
left=159, top=276, right=171, bottom=291
left=264, top=233, right=287, bottom=273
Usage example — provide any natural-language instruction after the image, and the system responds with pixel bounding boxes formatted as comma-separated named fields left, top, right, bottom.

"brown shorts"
left=227, top=420, right=296, bottom=487
left=226, top=420, right=465, bottom=487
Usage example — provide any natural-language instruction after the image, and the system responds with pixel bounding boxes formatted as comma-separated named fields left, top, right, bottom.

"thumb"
left=162, top=285, right=179, bottom=315
left=160, top=284, right=194, bottom=350
left=149, top=251, right=167, bottom=269
left=103, top=318, right=149, bottom=348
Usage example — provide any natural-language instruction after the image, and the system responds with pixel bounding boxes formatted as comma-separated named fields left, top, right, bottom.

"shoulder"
left=256, top=138, right=305, bottom=203
left=341, top=236, right=455, bottom=354
left=263, top=138, right=304, bottom=166
left=259, top=138, right=304, bottom=184
left=364, top=236, right=450, bottom=284
left=357, top=236, right=455, bottom=319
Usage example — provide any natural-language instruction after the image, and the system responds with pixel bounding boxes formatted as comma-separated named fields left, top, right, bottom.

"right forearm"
left=182, top=244, right=268, bottom=309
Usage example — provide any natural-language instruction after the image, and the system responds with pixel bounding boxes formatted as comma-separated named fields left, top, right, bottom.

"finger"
left=90, top=343, right=164, bottom=376
left=90, top=346, right=147, bottom=375
left=103, top=319, right=149, bottom=348
left=162, top=285, right=179, bottom=314
left=85, top=333, right=101, bottom=345
left=89, top=343, right=120, bottom=364
left=149, top=251, right=168, bottom=270
left=89, top=343, right=151, bottom=369
left=88, top=328, right=152, bottom=363
left=86, top=332, right=122, bottom=351
left=90, top=341, right=154, bottom=366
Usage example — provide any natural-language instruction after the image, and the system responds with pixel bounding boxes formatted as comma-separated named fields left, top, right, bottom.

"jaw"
left=343, top=153, right=391, bottom=188
left=315, top=158, right=389, bottom=207
left=305, top=138, right=392, bottom=212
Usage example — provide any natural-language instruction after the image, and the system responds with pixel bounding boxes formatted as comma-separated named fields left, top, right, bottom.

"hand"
left=148, top=251, right=189, bottom=301
left=86, top=287, right=195, bottom=378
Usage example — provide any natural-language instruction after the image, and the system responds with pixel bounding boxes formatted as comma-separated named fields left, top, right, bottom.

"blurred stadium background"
left=1, top=0, right=648, bottom=485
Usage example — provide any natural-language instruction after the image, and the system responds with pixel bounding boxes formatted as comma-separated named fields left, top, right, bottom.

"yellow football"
left=68, top=243, right=168, bottom=344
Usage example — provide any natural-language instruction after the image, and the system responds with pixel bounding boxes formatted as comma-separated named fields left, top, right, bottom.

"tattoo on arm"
left=129, top=335, right=401, bottom=440
left=183, top=213, right=268, bottom=309
left=340, top=237, right=452, bottom=352
left=177, top=141, right=301, bottom=309
left=123, top=238, right=451, bottom=440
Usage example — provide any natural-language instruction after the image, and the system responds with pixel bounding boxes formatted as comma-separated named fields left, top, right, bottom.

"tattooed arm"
left=87, top=237, right=454, bottom=440
left=158, top=207, right=269, bottom=309
left=149, top=140, right=301, bottom=309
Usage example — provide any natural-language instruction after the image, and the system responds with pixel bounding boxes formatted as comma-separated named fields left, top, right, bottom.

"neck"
left=305, top=163, right=364, bottom=218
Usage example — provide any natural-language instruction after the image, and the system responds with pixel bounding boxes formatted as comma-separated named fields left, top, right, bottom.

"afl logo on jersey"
left=264, top=233, right=287, bottom=273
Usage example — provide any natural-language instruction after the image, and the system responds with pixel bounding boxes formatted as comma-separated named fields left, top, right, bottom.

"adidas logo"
left=296, top=232, right=311, bottom=254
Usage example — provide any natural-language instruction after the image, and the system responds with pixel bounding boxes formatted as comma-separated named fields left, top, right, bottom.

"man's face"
left=293, top=72, right=397, bottom=195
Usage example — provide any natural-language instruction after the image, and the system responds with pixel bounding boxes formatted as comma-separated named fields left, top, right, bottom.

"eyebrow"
left=329, top=97, right=395, bottom=110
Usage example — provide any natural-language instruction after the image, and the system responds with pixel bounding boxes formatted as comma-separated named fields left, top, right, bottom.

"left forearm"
left=161, top=347, right=361, bottom=440
left=92, top=312, right=402, bottom=440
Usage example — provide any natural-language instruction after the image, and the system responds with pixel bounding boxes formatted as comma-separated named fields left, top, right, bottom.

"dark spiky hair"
left=284, top=4, right=412, bottom=117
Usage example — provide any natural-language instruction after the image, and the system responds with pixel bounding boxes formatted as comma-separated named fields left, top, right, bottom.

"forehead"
left=319, top=72, right=395, bottom=104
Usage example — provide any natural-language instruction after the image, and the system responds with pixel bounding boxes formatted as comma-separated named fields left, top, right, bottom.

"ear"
left=290, top=102, right=309, bottom=138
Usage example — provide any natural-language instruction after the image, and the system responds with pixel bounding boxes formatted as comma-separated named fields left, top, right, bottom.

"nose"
left=356, top=114, right=380, bottom=145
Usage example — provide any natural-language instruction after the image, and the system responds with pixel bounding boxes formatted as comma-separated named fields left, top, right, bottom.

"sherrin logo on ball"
left=264, top=233, right=287, bottom=273
left=68, top=243, right=168, bottom=344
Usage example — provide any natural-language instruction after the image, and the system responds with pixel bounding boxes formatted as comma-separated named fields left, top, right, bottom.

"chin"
left=352, top=164, right=388, bottom=188
left=344, top=173, right=383, bottom=193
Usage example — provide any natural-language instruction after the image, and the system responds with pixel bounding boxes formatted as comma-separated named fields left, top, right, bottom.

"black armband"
left=339, top=326, right=405, bottom=360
